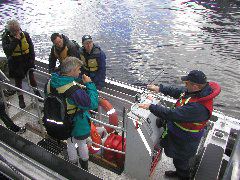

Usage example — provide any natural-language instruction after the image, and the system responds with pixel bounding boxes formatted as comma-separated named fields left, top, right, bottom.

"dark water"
left=0, top=0, right=240, bottom=118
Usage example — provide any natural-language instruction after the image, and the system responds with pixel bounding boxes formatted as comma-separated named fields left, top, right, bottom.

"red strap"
left=135, top=119, right=139, bottom=129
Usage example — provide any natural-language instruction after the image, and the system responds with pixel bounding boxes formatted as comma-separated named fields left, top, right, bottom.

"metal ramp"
left=37, top=138, right=67, bottom=158
left=0, top=125, right=101, bottom=180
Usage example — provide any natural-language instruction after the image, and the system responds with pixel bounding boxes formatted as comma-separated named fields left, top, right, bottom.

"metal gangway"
left=0, top=69, right=100, bottom=179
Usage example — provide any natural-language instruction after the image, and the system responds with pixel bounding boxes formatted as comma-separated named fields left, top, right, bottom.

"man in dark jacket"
left=139, top=70, right=220, bottom=180
left=2, top=19, right=41, bottom=108
left=48, top=33, right=80, bottom=73
left=79, top=35, right=106, bottom=90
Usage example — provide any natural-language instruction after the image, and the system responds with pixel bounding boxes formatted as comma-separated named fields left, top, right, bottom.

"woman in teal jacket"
left=47, top=57, right=98, bottom=170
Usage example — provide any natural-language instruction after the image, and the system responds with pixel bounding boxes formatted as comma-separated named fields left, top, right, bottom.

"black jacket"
left=48, top=35, right=79, bottom=73
left=1, top=30, right=35, bottom=78
left=2, top=29, right=35, bottom=62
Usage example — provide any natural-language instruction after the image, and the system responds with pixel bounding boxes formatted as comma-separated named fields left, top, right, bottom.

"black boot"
left=34, top=90, right=43, bottom=102
left=3, top=89, right=16, bottom=97
left=72, top=161, right=78, bottom=166
left=79, top=159, right=88, bottom=171
left=18, top=95, right=26, bottom=108
left=164, top=170, right=178, bottom=177
left=165, top=170, right=190, bottom=180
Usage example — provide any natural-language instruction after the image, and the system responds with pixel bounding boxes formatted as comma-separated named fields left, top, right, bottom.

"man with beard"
left=49, top=33, right=80, bottom=73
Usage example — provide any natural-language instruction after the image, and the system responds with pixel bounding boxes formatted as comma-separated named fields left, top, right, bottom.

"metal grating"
left=195, top=143, right=224, bottom=180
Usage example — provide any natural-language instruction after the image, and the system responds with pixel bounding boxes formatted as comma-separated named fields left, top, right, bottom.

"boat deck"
left=0, top=81, right=175, bottom=180
left=0, top=58, right=239, bottom=179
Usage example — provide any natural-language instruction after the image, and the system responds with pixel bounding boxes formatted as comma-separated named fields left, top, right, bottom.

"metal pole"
left=147, top=69, right=164, bottom=85
left=0, top=83, right=9, bottom=116
left=122, top=107, right=126, bottom=152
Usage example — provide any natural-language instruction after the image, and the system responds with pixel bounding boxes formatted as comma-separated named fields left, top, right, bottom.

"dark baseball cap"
left=82, top=35, right=92, bottom=43
left=181, top=70, right=207, bottom=84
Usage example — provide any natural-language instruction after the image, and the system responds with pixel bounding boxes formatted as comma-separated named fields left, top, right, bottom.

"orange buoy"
left=88, top=98, right=119, bottom=154
left=99, top=97, right=119, bottom=133
left=88, top=123, right=102, bottom=154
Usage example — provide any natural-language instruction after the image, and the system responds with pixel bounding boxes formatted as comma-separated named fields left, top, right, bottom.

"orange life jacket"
left=174, top=82, right=221, bottom=133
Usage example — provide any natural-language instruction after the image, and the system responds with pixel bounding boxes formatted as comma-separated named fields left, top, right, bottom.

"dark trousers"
left=0, top=102, right=20, bottom=132
left=173, top=158, right=190, bottom=178
left=15, top=70, right=37, bottom=93
left=161, top=131, right=200, bottom=179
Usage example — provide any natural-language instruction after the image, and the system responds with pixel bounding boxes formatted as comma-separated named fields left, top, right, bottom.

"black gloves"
left=156, top=117, right=165, bottom=128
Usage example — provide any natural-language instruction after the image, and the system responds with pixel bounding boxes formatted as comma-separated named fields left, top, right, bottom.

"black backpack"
left=43, top=85, right=80, bottom=140
left=71, top=40, right=81, bottom=49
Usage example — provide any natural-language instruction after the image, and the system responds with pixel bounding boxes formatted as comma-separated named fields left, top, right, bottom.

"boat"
left=0, top=55, right=239, bottom=180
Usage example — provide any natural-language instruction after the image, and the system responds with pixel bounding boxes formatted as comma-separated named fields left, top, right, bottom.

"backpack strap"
left=49, top=84, right=80, bottom=97
left=63, top=85, right=80, bottom=98
left=63, top=85, right=81, bottom=115
left=49, top=85, right=58, bottom=94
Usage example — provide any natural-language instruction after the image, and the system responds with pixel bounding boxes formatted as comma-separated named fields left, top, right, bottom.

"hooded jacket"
left=48, top=73, right=98, bottom=138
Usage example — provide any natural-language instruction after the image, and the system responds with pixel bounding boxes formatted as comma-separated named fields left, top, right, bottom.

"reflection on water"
left=0, top=0, right=240, bottom=118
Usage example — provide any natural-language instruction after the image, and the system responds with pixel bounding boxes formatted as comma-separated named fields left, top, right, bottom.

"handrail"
left=90, top=117, right=126, bottom=132
left=91, top=141, right=125, bottom=155
left=26, top=68, right=50, bottom=93
left=25, top=68, right=129, bottom=156
left=1, top=81, right=44, bottom=101
left=99, top=90, right=134, bottom=105
left=0, top=80, right=45, bottom=137
left=28, top=68, right=50, bottom=77
left=26, top=68, right=129, bottom=132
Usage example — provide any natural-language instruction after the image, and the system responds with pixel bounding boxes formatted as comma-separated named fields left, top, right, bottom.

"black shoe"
left=79, top=159, right=88, bottom=171
left=3, top=89, right=16, bottom=97
left=16, top=126, right=26, bottom=134
left=34, top=90, right=44, bottom=102
left=165, top=171, right=190, bottom=180
left=165, top=170, right=178, bottom=178
left=18, top=95, right=26, bottom=108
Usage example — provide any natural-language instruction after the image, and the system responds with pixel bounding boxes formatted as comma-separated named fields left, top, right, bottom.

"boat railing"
left=25, top=68, right=127, bottom=154
left=1, top=80, right=126, bottom=157
left=223, top=132, right=240, bottom=180
left=0, top=80, right=45, bottom=137
left=26, top=68, right=50, bottom=92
